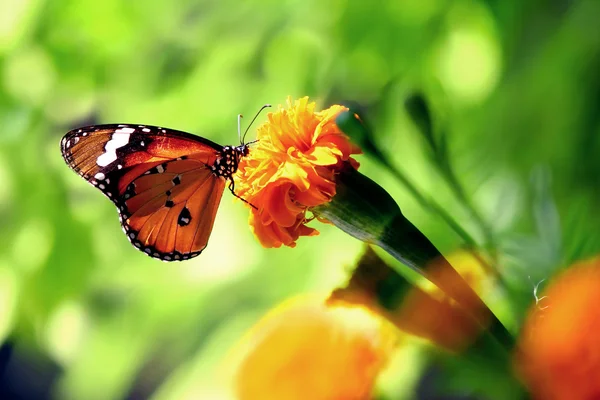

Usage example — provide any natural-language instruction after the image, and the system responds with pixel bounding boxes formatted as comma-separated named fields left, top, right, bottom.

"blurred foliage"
left=1, top=0, right=599, bottom=399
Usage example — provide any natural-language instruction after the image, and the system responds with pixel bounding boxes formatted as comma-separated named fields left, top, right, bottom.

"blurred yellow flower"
left=235, top=97, right=361, bottom=248
left=515, top=257, right=600, bottom=400
left=228, top=296, right=397, bottom=400
left=443, top=250, right=491, bottom=296
left=422, top=250, right=494, bottom=326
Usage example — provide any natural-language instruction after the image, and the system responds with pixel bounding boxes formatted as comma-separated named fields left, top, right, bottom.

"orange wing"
left=61, top=124, right=228, bottom=261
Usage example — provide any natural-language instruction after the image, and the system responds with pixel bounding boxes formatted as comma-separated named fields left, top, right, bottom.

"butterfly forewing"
left=61, top=124, right=230, bottom=261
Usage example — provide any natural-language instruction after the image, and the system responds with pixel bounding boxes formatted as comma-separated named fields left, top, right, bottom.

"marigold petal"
left=272, top=162, right=311, bottom=191
left=293, top=169, right=335, bottom=207
left=314, top=105, right=349, bottom=139
left=266, top=183, right=303, bottom=227
left=305, top=146, right=341, bottom=166
left=318, top=134, right=362, bottom=160
left=250, top=212, right=287, bottom=248
left=250, top=211, right=318, bottom=248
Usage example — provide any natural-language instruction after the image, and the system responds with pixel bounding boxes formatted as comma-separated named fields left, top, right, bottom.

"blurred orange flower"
left=235, top=97, right=361, bottom=248
left=330, top=248, right=491, bottom=352
left=515, top=257, right=600, bottom=400
left=229, top=296, right=397, bottom=400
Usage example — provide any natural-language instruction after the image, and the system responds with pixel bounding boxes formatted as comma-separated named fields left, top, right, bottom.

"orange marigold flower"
left=235, top=97, right=361, bottom=248
left=227, top=296, right=397, bottom=400
left=515, top=257, right=600, bottom=400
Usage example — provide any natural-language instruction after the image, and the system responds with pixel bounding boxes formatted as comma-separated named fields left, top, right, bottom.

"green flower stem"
left=314, top=167, right=513, bottom=350
left=336, top=111, right=495, bottom=275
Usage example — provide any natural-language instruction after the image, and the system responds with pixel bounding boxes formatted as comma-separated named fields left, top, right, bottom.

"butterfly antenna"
left=242, top=104, right=271, bottom=144
left=237, top=113, right=244, bottom=145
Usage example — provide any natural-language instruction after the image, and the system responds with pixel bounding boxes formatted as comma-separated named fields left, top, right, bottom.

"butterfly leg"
left=228, top=179, right=258, bottom=210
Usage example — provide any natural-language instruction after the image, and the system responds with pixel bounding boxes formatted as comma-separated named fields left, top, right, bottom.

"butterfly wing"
left=61, top=124, right=227, bottom=261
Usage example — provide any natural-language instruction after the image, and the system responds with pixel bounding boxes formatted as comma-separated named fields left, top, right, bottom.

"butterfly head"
left=237, top=143, right=250, bottom=157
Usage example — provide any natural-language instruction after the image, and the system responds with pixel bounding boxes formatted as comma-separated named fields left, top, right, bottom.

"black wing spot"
left=166, top=190, right=172, bottom=196
left=165, top=200, right=174, bottom=208
left=144, top=163, right=167, bottom=175
left=124, top=183, right=136, bottom=199
left=128, top=133, right=152, bottom=151
left=177, top=207, right=191, bottom=226
left=172, top=176, right=181, bottom=185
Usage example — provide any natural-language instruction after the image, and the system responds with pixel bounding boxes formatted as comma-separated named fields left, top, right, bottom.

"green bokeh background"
left=1, top=0, right=599, bottom=398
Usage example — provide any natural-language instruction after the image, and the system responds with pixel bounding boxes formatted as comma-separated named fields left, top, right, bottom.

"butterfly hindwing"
left=61, top=124, right=228, bottom=261
left=121, top=159, right=226, bottom=260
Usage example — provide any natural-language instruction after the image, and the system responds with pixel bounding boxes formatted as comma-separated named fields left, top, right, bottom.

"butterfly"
left=60, top=105, right=270, bottom=261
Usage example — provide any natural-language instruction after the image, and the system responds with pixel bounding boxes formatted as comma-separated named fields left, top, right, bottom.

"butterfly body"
left=61, top=124, right=249, bottom=261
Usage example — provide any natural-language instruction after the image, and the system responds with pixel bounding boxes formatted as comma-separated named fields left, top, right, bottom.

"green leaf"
left=531, top=167, right=562, bottom=264
left=404, top=93, right=435, bottom=152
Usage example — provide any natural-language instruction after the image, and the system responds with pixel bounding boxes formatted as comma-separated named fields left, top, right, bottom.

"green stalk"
left=336, top=110, right=495, bottom=275
left=314, top=167, right=514, bottom=351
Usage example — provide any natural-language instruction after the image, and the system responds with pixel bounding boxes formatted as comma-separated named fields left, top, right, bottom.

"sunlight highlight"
left=45, top=301, right=89, bottom=365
